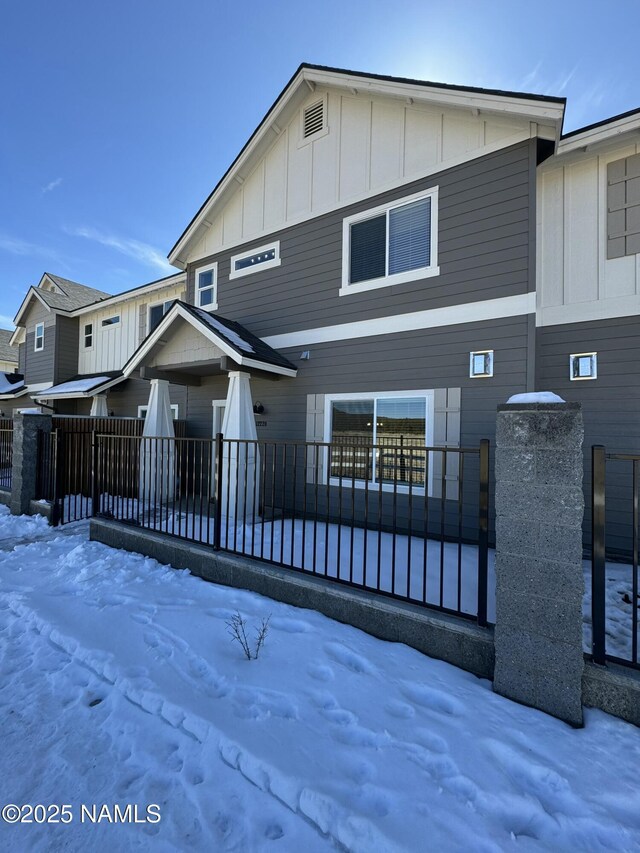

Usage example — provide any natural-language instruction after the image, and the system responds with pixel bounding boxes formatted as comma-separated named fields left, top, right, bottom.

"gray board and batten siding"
left=185, top=139, right=538, bottom=337
left=20, top=298, right=57, bottom=386
left=537, top=315, right=640, bottom=553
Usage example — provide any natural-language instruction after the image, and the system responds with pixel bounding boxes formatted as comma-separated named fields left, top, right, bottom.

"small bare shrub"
left=226, top=611, right=271, bottom=660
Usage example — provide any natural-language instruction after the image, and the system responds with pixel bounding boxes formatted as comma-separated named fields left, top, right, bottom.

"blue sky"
left=1, top=0, right=638, bottom=327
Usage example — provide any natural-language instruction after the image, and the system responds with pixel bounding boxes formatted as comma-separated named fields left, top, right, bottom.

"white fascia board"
left=168, top=70, right=307, bottom=267
left=34, top=375, right=125, bottom=401
left=13, top=287, right=54, bottom=326
left=0, top=387, right=30, bottom=401
left=9, top=327, right=26, bottom=347
left=262, top=293, right=536, bottom=349
left=558, top=113, right=640, bottom=156
left=70, top=273, right=186, bottom=318
left=303, top=68, right=566, bottom=122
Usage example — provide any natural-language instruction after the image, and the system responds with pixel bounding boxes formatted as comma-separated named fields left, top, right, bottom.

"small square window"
left=470, top=350, right=493, bottom=378
left=570, top=352, right=597, bottom=381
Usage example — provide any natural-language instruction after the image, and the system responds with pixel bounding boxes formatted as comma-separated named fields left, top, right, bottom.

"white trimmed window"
left=138, top=404, right=179, bottom=420
left=570, top=352, right=597, bottom=381
left=34, top=322, right=44, bottom=352
left=341, top=188, right=439, bottom=296
left=148, top=300, right=175, bottom=333
left=324, top=390, right=434, bottom=492
left=195, top=262, right=217, bottom=310
left=230, top=242, right=281, bottom=280
left=101, top=315, right=120, bottom=327
left=83, top=323, right=93, bottom=349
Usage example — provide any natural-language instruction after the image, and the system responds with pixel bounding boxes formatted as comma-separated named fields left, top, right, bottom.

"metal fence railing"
left=0, top=427, right=13, bottom=491
left=94, top=433, right=491, bottom=625
left=591, top=445, right=640, bottom=670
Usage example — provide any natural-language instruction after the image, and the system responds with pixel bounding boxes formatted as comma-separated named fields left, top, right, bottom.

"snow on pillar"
left=221, top=371, right=259, bottom=525
left=139, top=379, right=176, bottom=506
left=90, top=394, right=108, bottom=417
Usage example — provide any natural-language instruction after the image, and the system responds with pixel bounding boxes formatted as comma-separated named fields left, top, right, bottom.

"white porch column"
left=221, top=371, right=259, bottom=524
left=90, top=394, right=108, bottom=417
left=139, top=379, right=176, bottom=506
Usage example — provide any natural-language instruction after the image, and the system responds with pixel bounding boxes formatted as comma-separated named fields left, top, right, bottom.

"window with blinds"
left=607, top=153, right=640, bottom=259
left=343, top=188, right=438, bottom=292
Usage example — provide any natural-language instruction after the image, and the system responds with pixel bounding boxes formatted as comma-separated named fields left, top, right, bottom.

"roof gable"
left=123, top=301, right=297, bottom=378
left=170, top=63, right=565, bottom=267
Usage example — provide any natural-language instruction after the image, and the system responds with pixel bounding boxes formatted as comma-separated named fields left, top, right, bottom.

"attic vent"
left=303, top=100, right=325, bottom=139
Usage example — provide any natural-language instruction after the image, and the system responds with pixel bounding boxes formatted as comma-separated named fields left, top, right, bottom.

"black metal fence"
left=591, top=445, right=639, bottom=670
left=0, top=426, right=13, bottom=491
left=32, top=416, right=188, bottom=524
left=94, top=433, right=491, bottom=624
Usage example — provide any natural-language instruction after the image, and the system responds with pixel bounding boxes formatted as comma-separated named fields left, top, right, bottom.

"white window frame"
left=229, top=241, right=281, bottom=280
left=323, top=389, right=435, bottom=495
left=299, top=92, right=329, bottom=146
left=138, top=404, right=179, bottom=420
left=340, top=187, right=439, bottom=296
left=34, top=322, right=44, bottom=352
left=569, top=352, right=598, bottom=381
left=148, top=299, right=175, bottom=333
left=101, top=315, right=120, bottom=328
left=469, top=350, right=494, bottom=378
left=195, top=261, right=218, bottom=311
left=83, top=322, right=93, bottom=350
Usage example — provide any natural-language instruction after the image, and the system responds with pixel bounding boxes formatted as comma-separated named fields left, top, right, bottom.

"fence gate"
left=591, top=445, right=640, bottom=669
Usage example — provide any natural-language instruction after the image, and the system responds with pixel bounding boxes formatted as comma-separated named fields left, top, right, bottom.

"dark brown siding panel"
left=537, top=316, right=640, bottom=551
left=186, top=140, right=536, bottom=338
left=54, top=316, right=79, bottom=384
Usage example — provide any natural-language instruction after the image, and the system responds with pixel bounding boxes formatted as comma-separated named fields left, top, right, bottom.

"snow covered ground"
left=0, top=509, right=640, bottom=851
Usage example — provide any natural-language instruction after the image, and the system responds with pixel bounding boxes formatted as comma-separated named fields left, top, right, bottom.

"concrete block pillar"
left=10, top=412, right=52, bottom=516
left=494, top=401, right=585, bottom=726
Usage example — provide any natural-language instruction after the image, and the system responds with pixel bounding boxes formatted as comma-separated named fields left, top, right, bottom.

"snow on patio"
left=0, top=509, right=639, bottom=851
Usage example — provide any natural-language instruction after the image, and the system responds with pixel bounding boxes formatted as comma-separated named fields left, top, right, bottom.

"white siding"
left=78, top=282, right=186, bottom=374
left=537, top=140, right=640, bottom=326
left=189, top=88, right=540, bottom=263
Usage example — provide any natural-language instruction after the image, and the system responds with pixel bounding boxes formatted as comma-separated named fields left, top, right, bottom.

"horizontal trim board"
left=262, top=292, right=535, bottom=348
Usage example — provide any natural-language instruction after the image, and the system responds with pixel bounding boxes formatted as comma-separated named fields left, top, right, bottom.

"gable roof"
left=168, top=62, right=566, bottom=267
left=0, top=330, right=17, bottom=364
left=123, top=301, right=297, bottom=378
left=39, top=274, right=111, bottom=311
left=557, top=104, right=640, bottom=156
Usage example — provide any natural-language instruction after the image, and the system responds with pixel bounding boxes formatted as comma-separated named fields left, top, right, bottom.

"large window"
left=34, top=322, right=44, bottom=352
left=195, top=262, right=217, bottom=310
left=341, top=188, right=439, bottom=296
left=326, top=391, right=434, bottom=489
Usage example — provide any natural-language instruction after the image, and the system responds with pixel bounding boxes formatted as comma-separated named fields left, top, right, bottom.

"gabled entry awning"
left=0, top=373, right=28, bottom=401
left=122, top=301, right=297, bottom=381
left=33, top=371, right=126, bottom=401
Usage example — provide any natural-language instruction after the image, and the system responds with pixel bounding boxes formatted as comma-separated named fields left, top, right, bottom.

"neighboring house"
left=5, top=271, right=187, bottom=416
left=5, top=65, right=640, bottom=487
left=0, top=329, right=19, bottom=374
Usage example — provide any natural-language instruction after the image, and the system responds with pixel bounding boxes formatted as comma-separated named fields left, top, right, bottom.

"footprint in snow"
left=384, top=699, right=415, bottom=719
left=264, top=823, right=284, bottom=840
left=143, top=631, right=173, bottom=659
left=306, top=662, right=334, bottom=682
left=269, top=616, right=311, bottom=633
left=323, top=642, right=375, bottom=675
left=400, top=681, right=465, bottom=717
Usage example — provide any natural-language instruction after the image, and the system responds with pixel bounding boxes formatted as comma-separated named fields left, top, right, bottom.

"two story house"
left=6, top=65, right=640, bottom=490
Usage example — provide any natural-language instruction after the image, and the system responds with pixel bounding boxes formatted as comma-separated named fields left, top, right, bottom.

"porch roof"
left=0, top=372, right=28, bottom=400
left=34, top=371, right=126, bottom=400
left=123, top=301, right=298, bottom=380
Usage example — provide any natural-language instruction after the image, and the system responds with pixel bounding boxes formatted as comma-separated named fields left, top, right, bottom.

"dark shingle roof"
left=39, top=274, right=111, bottom=311
left=0, top=330, right=18, bottom=363
left=184, top=303, right=296, bottom=371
